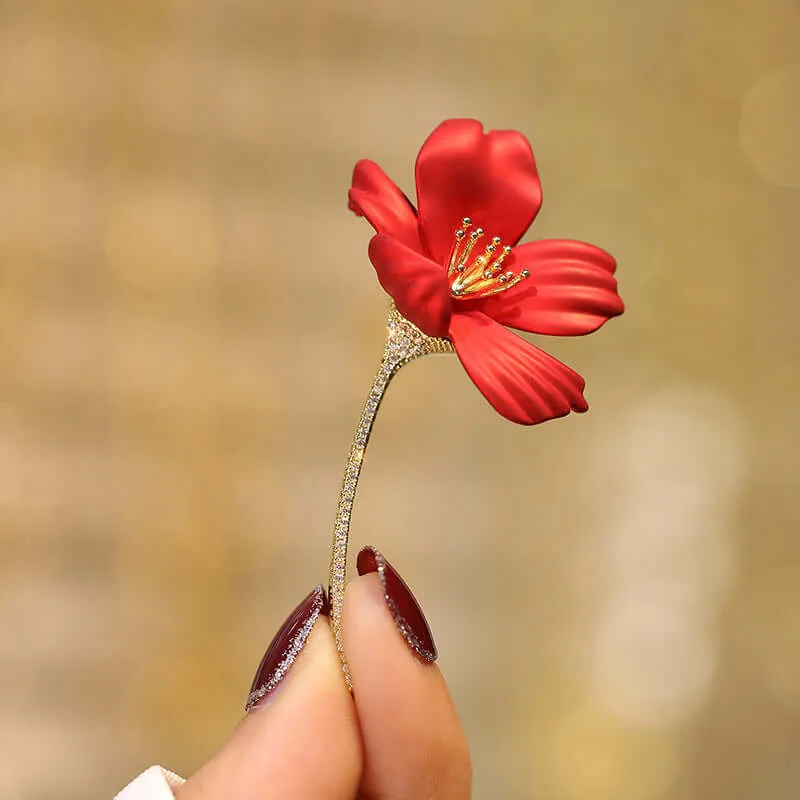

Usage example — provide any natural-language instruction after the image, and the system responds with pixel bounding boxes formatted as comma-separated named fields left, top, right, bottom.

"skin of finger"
left=343, top=574, right=472, bottom=800
left=176, top=621, right=363, bottom=800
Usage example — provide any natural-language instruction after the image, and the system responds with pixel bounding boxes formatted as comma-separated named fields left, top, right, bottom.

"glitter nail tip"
left=245, top=584, right=329, bottom=712
left=357, top=546, right=438, bottom=663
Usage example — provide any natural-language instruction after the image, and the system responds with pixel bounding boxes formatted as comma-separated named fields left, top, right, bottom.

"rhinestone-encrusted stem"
left=328, top=304, right=453, bottom=688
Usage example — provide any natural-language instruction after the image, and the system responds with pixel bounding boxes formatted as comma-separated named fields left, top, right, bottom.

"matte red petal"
left=349, top=160, right=423, bottom=252
left=475, top=239, right=624, bottom=335
left=368, top=234, right=452, bottom=338
left=449, top=310, right=588, bottom=425
left=415, top=119, right=542, bottom=264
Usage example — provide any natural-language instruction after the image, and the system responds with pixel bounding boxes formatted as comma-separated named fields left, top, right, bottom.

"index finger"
left=177, top=585, right=362, bottom=800
left=343, top=546, right=472, bottom=800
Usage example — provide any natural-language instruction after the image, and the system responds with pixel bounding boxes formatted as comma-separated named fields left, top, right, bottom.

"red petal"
left=415, top=119, right=542, bottom=264
left=368, top=234, right=452, bottom=338
left=449, top=310, right=588, bottom=425
left=475, top=240, right=624, bottom=335
left=349, top=160, right=423, bottom=252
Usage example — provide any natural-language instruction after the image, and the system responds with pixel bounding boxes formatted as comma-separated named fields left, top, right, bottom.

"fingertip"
left=343, top=558, right=471, bottom=800
left=178, top=615, right=362, bottom=800
left=354, top=545, right=438, bottom=663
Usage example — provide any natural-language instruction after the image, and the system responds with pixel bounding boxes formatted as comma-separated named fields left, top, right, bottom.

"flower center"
left=447, top=218, right=529, bottom=300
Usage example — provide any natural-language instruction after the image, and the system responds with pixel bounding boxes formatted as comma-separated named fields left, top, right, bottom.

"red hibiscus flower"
left=348, top=118, right=624, bottom=425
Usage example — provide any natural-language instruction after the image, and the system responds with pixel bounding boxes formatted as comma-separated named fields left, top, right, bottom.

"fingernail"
left=246, top=584, right=329, bottom=711
left=356, top=546, right=437, bottom=663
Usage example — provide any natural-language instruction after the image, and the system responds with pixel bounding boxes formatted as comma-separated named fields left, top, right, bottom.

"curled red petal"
left=368, top=234, right=452, bottom=338
left=449, top=310, right=588, bottom=425
left=475, top=239, right=624, bottom=335
left=415, top=119, right=542, bottom=264
left=349, top=160, right=423, bottom=252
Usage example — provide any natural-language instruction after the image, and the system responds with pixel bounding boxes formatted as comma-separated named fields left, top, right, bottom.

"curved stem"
left=328, top=305, right=453, bottom=687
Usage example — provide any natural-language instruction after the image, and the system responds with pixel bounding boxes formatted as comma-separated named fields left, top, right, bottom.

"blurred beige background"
left=1, top=0, right=799, bottom=797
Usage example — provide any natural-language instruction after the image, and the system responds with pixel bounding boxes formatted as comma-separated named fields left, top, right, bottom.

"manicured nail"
left=356, top=546, right=437, bottom=663
left=246, top=584, right=329, bottom=711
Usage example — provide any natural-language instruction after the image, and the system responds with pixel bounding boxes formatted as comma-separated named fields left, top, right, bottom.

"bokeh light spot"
left=739, top=63, right=800, bottom=187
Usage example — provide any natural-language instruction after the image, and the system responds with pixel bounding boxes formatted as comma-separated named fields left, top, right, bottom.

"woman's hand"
left=174, top=546, right=472, bottom=800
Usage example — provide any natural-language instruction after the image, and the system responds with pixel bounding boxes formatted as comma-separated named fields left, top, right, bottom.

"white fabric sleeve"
left=114, top=766, right=185, bottom=799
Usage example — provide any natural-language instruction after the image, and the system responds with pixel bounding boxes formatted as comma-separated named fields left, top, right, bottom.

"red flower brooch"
left=348, top=118, right=624, bottom=426
left=328, top=119, right=625, bottom=685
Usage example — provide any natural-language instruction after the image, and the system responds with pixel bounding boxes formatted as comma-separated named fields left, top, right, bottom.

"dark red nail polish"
left=246, top=584, right=329, bottom=711
left=357, top=546, right=437, bottom=663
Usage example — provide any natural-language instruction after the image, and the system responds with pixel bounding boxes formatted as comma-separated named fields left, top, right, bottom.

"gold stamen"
left=457, top=228, right=483, bottom=270
left=447, top=218, right=474, bottom=275
left=446, top=221, right=530, bottom=299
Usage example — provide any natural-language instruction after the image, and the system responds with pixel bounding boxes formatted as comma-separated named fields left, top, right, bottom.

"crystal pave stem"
left=328, top=304, right=453, bottom=688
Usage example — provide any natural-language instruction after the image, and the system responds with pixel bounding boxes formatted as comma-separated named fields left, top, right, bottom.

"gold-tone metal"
left=446, top=223, right=527, bottom=300
left=327, top=303, right=453, bottom=688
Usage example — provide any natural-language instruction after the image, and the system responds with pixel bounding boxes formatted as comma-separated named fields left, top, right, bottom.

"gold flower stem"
left=327, top=354, right=399, bottom=688
left=328, top=305, right=453, bottom=687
